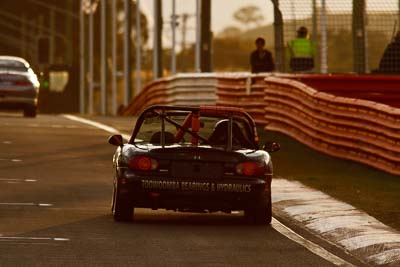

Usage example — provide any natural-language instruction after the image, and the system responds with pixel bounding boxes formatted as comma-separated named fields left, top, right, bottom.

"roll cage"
left=129, top=105, right=259, bottom=150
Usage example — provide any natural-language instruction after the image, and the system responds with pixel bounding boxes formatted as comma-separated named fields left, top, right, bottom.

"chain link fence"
left=277, top=0, right=400, bottom=73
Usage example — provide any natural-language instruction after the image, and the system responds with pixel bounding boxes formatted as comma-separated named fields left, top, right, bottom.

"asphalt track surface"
left=0, top=113, right=349, bottom=266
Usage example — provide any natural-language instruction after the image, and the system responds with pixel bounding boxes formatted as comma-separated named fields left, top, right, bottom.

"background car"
left=0, top=56, right=40, bottom=117
left=108, top=105, right=280, bottom=224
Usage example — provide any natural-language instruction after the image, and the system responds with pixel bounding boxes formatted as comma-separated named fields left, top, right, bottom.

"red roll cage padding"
left=199, top=106, right=245, bottom=116
left=174, top=113, right=193, bottom=143
left=191, top=113, right=200, bottom=145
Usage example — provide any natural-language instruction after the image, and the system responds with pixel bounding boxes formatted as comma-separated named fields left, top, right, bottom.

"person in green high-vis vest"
left=288, top=26, right=315, bottom=72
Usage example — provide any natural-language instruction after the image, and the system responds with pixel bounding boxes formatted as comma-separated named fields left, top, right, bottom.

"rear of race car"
left=112, top=146, right=273, bottom=224
left=110, top=105, right=278, bottom=224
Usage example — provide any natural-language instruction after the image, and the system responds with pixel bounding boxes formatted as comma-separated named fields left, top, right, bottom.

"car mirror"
left=108, top=134, right=123, bottom=146
left=263, top=141, right=280, bottom=152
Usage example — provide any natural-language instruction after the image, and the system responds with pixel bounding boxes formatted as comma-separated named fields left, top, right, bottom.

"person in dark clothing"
left=250, top=37, right=275, bottom=73
left=377, top=31, right=400, bottom=74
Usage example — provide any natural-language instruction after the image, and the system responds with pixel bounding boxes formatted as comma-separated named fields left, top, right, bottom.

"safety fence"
left=277, top=0, right=400, bottom=74
left=121, top=73, right=400, bottom=175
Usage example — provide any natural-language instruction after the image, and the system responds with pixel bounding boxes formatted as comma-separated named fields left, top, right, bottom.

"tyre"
left=245, top=192, right=272, bottom=225
left=112, top=184, right=134, bottom=222
left=23, top=106, right=37, bottom=118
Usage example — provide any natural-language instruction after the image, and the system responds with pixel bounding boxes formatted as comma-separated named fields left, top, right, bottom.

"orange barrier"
left=262, top=76, right=400, bottom=175
left=120, top=79, right=168, bottom=116
left=215, top=74, right=400, bottom=174
left=216, top=74, right=267, bottom=124
left=275, top=74, right=400, bottom=108
left=120, top=74, right=216, bottom=116
left=121, top=72, right=400, bottom=175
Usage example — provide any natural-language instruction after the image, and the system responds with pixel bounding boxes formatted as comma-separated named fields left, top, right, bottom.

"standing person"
left=377, top=31, right=400, bottom=74
left=288, top=26, right=315, bottom=72
left=250, top=37, right=275, bottom=73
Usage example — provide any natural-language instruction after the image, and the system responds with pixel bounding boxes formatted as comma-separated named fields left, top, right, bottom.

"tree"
left=218, top=26, right=242, bottom=38
left=233, top=5, right=264, bottom=30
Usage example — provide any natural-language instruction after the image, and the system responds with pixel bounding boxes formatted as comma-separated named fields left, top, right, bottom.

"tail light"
left=14, top=81, right=31, bottom=86
left=129, top=156, right=159, bottom=171
left=235, top=161, right=265, bottom=176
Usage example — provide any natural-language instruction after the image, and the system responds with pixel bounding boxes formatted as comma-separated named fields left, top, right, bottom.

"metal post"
left=21, top=14, right=26, bottom=58
left=111, top=0, right=117, bottom=115
left=365, top=22, right=369, bottom=73
left=123, top=0, right=132, bottom=106
left=88, top=3, right=94, bottom=114
left=66, top=0, right=73, bottom=66
left=199, top=0, right=211, bottom=72
left=320, top=0, right=328, bottom=73
left=352, top=0, right=366, bottom=73
left=171, top=0, right=177, bottom=75
left=79, top=0, right=85, bottom=114
left=181, top=13, right=189, bottom=72
left=181, top=14, right=188, bottom=53
left=49, top=9, right=55, bottom=64
left=291, top=0, right=296, bottom=37
left=195, top=0, right=200, bottom=72
left=100, top=0, right=106, bottom=115
left=312, top=0, right=318, bottom=68
left=37, top=16, right=44, bottom=67
left=153, top=0, right=163, bottom=79
left=272, top=0, right=285, bottom=72
left=136, top=0, right=142, bottom=94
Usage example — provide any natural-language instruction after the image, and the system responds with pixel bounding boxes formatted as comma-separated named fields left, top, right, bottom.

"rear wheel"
left=245, top=192, right=272, bottom=225
left=112, top=183, right=134, bottom=222
left=23, top=106, right=37, bottom=118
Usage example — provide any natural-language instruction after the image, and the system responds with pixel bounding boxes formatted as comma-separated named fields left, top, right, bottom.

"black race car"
left=108, top=105, right=280, bottom=224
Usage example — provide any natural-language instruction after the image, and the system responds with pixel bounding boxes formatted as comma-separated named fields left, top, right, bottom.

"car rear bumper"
left=117, top=170, right=271, bottom=211
left=0, top=96, right=37, bottom=110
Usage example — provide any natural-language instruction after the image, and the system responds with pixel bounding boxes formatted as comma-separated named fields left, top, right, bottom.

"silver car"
left=0, top=56, right=40, bottom=117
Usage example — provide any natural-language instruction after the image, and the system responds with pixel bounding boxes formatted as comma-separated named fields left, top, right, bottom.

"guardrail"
left=276, top=74, right=400, bottom=108
left=216, top=74, right=267, bottom=124
left=262, top=76, right=400, bottom=175
left=216, top=74, right=400, bottom=175
left=121, top=73, right=400, bottom=175
left=120, top=73, right=216, bottom=116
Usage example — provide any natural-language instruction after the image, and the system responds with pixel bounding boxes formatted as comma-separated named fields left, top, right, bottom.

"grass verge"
left=262, top=131, right=400, bottom=231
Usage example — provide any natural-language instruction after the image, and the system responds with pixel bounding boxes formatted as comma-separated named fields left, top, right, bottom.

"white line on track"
left=0, top=236, right=69, bottom=242
left=50, top=124, right=63, bottom=128
left=0, top=178, right=37, bottom=183
left=0, top=203, right=53, bottom=207
left=0, top=159, right=22, bottom=162
left=62, top=115, right=130, bottom=141
left=63, top=114, right=353, bottom=266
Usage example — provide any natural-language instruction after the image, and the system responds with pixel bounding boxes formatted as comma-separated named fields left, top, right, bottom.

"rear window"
left=134, top=112, right=254, bottom=149
left=0, top=59, right=29, bottom=72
